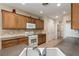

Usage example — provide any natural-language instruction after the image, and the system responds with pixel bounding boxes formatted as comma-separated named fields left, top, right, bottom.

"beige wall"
left=42, top=15, right=65, bottom=42
left=43, top=17, right=57, bottom=42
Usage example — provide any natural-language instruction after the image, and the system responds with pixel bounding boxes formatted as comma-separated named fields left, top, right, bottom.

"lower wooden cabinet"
left=38, top=34, right=46, bottom=45
left=2, top=34, right=46, bottom=48
left=2, top=39, right=18, bottom=48
left=2, top=37, right=28, bottom=49
left=35, top=19, right=44, bottom=29
left=18, top=37, right=28, bottom=45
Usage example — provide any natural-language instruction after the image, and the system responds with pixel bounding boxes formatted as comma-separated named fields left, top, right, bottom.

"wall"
left=64, top=22, right=79, bottom=38
left=63, top=15, right=79, bottom=38
left=43, top=17, right=57, bottom=42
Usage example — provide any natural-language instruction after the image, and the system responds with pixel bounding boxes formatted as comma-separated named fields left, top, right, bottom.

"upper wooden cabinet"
left=71, top=3, right=79, bottom=29
left=2, top=10, right=17, bottom=29
left=27, top=17, right=35, bottom=23
left=2, top=10, right=44, bottom=30
left=2, top=10, right=27, bottom=29
left=26, top=17, right=32, bottom=23
left=35, top=19, right=44, bottom=29
left=16, top=14, right=26, bottom=29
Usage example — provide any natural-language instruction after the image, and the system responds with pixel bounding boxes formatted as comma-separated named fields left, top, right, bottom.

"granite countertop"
left=0, top=33, right=26, bottom=40
left=0, top=32, right=46, bottom=40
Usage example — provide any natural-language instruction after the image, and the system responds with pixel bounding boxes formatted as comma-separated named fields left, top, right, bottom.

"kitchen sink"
left=19, top=47, right=65, bottom=56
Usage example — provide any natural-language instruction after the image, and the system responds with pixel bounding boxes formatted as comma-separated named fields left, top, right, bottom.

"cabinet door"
left=35, top=19, right=44, bottom=29
left=42, top=34, right=46, bottom=43
left=71, top=3, right=79, bottom=29
left=26, top=17, right=32, bottom=23
left=2, top=39, right=18, bottom=48
left=26, top=17, right=35, bottom=23
left=16, top=14, right=26, bottom=29
left=31, top=18, right=36, bottom=23
left=35, top=19, right=39, bottom=29
left=2, top=11, right=17, bottom=29
left=38, top=34, right=46, bottom=45
left=38, top=37, right=43, bottom=45
left=18, top=37, right=28, bottom=45
left=40, top=20, right=44, bottom=29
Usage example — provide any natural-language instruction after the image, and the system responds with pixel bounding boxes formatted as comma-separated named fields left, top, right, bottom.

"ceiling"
left=3, top=3, right=71, bottom=19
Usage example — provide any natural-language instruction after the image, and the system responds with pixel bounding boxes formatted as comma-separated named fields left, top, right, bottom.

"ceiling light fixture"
left=63, top=11, right=66, bottom=14
left=57, top=3, right=61, bottom=7
left=55, top=16, right=59, bottom=18
left=22, top=3, right=26, bottom=5
left=40, top=11, right=43, bottom=14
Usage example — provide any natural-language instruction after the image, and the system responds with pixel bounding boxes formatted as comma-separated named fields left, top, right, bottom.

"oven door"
left=28, top=35, right=38, bottom=47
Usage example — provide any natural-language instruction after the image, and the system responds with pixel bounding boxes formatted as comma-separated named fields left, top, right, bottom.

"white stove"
left=25, top=32, right=38, bottom=47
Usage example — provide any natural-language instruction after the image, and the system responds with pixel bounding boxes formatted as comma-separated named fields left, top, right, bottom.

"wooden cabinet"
left=18, top=37, right=28, bottom=45
left=27, top=17, right=35, bottom=23
left=71, top=3, right=79, bottom=29
left=38, top=34, right=46, bottom=45
left=16, top=14, right=26, bottom=29
left=2, top=10, right=44, bottom=30
left=35, top=19, right=44, bottom=29
left=26, top=17, right=44, bottom=29
left=2, top=37, right=28, bottom=49
left=27, top=17, right=32, bottom=23
left=2, top=10, right=17, bottom=29
left=2, top=10, right=27, bottom=29
left=2, top=39, right=18, bottom=48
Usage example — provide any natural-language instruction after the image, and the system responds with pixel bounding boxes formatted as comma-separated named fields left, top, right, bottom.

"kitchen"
left=0, top=3, right=79, bottom=56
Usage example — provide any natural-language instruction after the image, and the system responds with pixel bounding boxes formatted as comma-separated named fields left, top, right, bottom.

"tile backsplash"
left=1, top=30, right=44, bottom=36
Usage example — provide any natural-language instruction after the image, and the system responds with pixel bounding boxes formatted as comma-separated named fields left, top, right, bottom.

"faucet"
left=32, top=47, right=42, bottom=56
left=41, top=47, right=47, bottom=56
left=32, top=47, right=47, bottom=56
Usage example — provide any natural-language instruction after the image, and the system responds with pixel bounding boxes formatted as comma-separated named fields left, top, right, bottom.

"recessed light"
left=55, top=16, right=59, bottom=18
left=40, top=11, right=43, bottom=14
left=63, top=11, right=66, bottom=14
left=57, top=3, right=61, bottom=7
left=22, top=3, right=26, bottom=5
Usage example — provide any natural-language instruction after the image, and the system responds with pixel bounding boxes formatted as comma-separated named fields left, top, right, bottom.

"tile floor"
left=58, top=37, right=79, bottom=56
left=0, top=39, right=62, bottom=56
left=0, top=37, right=79, bottom=56
left=38, top=39, right=63, bottom=48
left=0, top=44, right=27, bottom=56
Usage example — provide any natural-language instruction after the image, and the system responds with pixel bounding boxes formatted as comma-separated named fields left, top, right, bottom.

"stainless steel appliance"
left=26, top=23, right=36, bottom=29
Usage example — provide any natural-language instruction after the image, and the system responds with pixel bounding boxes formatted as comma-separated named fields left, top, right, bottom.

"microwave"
left=26, top=23, right=36, bottom=29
